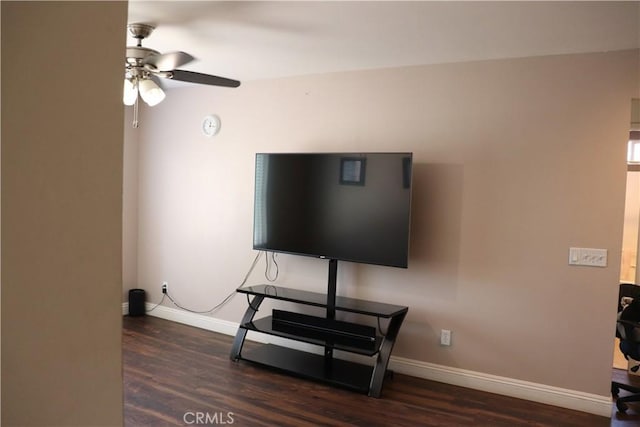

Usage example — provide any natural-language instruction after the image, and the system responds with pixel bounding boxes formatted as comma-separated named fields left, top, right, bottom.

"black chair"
left=618, top=283, right=640, bottom=312
left=612, top=283, right=640, bottom=413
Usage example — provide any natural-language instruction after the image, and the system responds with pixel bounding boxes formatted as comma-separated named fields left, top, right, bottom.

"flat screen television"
left=253, top=152, right=413, bottom=268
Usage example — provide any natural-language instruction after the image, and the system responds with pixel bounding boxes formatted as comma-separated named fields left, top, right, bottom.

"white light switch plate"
left=568, top=247, right=607, bottom=268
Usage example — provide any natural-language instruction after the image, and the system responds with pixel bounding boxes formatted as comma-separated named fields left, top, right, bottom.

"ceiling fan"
left=124, top=23, right=240, bottom=127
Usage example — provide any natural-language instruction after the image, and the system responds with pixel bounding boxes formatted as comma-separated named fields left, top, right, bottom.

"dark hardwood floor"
left=123, top=315, right=635, bottom=426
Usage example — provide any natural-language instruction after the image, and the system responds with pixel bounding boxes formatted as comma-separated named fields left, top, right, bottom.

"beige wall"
left=127, top=49, right=638, bottom=397
left=2, top=2, right=127, bottom=425
left=123, top=108, right=139, bottom=299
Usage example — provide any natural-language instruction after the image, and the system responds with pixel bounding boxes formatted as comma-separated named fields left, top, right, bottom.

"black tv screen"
left=253, top=153, right=412, bottom=268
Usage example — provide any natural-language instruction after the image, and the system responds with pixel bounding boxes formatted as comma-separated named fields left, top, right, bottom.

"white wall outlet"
left=440, top=329, right=452, bottom=346
left=162, top=281, right=168, bottom=294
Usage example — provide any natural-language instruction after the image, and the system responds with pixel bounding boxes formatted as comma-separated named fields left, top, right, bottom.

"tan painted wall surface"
left=123, top=108, right=139, bottom=298
left=127, top=50, right=638, bottom=397
left=2, top=2, right=127, bottom=425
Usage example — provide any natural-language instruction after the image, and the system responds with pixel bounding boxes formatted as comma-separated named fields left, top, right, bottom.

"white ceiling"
left=127, top=1, right=639, bottom=84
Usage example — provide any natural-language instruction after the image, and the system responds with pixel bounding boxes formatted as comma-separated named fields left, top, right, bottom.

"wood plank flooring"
left=124, top=315, right=634, bottom=426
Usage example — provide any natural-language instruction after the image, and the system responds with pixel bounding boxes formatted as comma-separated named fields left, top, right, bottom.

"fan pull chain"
left=133, top=95, right=139, bottom=128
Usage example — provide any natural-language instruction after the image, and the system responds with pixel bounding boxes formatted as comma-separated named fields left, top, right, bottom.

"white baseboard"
left=388, top=356, right=612, bottom=417
left=123, top=302, right=612, bottom=417
left=141, top=302, right=239, bottom=337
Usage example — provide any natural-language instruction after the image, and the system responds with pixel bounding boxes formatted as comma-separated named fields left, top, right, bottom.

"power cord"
left=152, top=251, right=264, bottom=314
left=165, top=289, right=236, bottom=314
left=146, top=293, right=166, bottom=313
left=265, top=251, right=279, bottom=282
left=244, top=254, right=280, bottom=311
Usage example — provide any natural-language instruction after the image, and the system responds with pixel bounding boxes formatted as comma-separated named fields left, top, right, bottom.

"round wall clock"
left=202, top=114, right=221, bottom=137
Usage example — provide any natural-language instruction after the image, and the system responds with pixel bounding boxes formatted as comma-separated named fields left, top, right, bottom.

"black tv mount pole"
left=324, top=259, right=338, bottom=365
left=327, top=259, right=338, bottom=319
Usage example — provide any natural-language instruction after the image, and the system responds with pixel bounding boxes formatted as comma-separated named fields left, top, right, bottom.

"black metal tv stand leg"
left=230, top=294, right=264, bottom=360
left=368, top=310, right=407, bottom=397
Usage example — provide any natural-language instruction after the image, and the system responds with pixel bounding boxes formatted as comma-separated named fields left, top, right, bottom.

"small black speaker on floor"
left=128, top=288, right=146, bottom=317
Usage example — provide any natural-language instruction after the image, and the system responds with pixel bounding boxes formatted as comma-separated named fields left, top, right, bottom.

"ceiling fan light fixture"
left=123, top=78, right=138, bottom=106
left=138, top=78, right=165, bottom=106
left=122, top=22, right=239, bottom=125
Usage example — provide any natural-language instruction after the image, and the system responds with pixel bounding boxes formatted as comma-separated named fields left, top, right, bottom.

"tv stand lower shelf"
left=229, top=284, right=408, bottom=398
left=241, top=344, right=374, bottom=393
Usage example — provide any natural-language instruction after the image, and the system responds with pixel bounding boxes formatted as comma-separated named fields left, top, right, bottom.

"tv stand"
left=230, top=263, right=408, bottom=397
